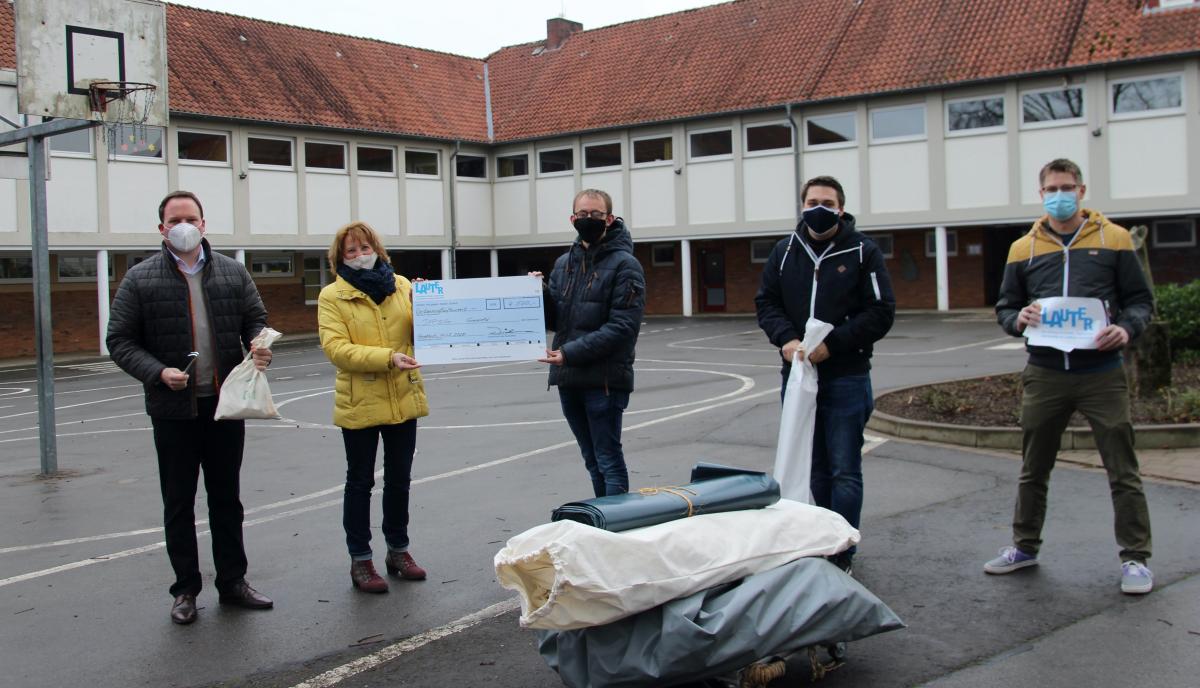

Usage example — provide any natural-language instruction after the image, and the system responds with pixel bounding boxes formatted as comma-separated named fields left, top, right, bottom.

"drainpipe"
left=448, top=141, right=460, bottom=279
left=786, top=103, right=802, bottom=223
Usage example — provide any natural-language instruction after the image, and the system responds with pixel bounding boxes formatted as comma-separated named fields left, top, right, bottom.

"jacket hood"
left=1027, top=208, right=1117, bottom=244
left=573, top=217, right=633, bottom=256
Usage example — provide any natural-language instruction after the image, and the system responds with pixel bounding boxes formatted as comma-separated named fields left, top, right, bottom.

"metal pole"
left=29, top=135, right=57, bottom=475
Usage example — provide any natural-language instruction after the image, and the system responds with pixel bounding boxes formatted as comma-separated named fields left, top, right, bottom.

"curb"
left=869, top=383, right=1200, bottom=450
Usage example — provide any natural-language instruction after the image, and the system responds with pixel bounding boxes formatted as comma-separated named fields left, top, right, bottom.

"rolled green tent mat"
left=551, top=463, right=780, bottom=532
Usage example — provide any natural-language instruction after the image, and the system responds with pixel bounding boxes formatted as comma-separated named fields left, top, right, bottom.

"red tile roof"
left=165, top=4, right=489, bottom=142
left=1, top=1, right=1197, bottom=143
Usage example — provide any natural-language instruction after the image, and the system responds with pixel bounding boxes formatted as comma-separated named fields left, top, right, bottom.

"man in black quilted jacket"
left=539, top=189, right=646, bottom=497
left=107, top=190, right=275, bottom=624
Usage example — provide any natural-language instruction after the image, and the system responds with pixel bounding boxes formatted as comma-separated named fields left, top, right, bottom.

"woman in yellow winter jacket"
left=317, top=221, right=429, bottom=593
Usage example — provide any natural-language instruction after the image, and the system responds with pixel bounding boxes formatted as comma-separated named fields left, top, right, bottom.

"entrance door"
left=983, top=226, right=1025, bottom=305
left=699, top=249, right=726, bottom=312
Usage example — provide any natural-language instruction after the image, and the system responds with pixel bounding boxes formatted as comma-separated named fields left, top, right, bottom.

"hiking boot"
left=350, top=560, right=389, bottom=593
left=1120, top=561, right=1153, bottom=595
left=984, top=546, right=1039, bottom=574
left=828, top=552, right=853, bottom=576
left=386, top=550, right=427, bottom=580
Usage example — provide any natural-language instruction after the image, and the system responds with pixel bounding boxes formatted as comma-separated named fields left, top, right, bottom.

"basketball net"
left=87, top=81, right=158, bottom=159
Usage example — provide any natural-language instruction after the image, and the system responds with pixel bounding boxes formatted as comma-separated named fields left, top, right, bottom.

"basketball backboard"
left=14, top=0, right=168, bottom=127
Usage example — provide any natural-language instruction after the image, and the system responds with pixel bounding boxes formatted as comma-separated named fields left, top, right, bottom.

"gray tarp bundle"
left=536, top=557, right=904, bottom=688
left=551, top=464, right=780, bottom=532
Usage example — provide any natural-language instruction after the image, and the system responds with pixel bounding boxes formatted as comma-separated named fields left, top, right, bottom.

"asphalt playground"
left=1, top=313, right=1197, bottom=688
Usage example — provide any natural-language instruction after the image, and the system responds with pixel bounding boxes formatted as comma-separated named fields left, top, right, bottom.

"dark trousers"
left=342, top=421, right=417, bottom=560
left=1014, top=364, right=1152, bottom=562
left=151, top=395, right=247, bottom=598
left=559, top=387, right=630, bottom=497
left=810, top=374, right=873, bottom=556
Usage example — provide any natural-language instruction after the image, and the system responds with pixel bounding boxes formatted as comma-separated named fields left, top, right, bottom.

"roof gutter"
left=786, top=103, right=801, bottom=225
left=483, top=63, right=495, bottom=142
left=448, top=140, right=460, bottom=278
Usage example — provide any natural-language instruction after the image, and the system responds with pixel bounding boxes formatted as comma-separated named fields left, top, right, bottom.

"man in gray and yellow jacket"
left=986, top=158, right=1155, bottom=595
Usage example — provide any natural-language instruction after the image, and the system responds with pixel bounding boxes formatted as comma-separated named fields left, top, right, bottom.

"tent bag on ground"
left=536, top=556, right=904, bottom=688
left=550, top=463, right=780, bottom=532
left=495, top=499, right=859, bottom=630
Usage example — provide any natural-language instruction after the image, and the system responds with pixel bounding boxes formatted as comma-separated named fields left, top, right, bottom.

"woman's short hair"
left=328, top=221, right=391, bottom=275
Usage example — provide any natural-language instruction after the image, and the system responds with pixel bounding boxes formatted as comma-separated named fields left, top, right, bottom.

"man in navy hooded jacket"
left=540, top=189, right=646, bottom=497
left=755, top=175, right=895, bottom=572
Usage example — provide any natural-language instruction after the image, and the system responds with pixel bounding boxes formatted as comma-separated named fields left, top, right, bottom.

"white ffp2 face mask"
left=343, top=254, right=376, bottom=271
left=167, top=223, right=203, bottom=253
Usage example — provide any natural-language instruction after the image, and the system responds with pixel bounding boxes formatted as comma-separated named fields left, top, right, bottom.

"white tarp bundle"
left=494, top=499, right=859, bottom=630
left=772, top=318, right=834, bottom=502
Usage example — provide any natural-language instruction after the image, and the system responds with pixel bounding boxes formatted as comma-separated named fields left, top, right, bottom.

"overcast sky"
left=167, top=1, right=728, bottom=58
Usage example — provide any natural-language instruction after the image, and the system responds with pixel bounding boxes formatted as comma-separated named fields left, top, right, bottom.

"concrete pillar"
left=489, top=249, right=499, bottom=277
left=935, top=225, right=949, bottom=312
left=234, top=248, right=246, bottom=265
left=440, top=249, right=452, bottom=280
left=680, top=238, right=693, bottom=317
left=96, top=250, right=110, bottom=355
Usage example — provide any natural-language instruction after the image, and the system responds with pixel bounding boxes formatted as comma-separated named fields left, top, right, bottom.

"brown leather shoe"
left=350, top=560, right=389, bottom=593
left=218, top=579, right=273, bottom=609
left=171, top=593, right=197, bottom=625
left=385, top=550, right=426, bottom=580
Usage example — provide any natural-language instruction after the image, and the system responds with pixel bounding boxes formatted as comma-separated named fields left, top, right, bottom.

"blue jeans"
left=342, top=421, right=417, bottom=560
left=796, top=373, right=873, bottom=556
left=558, top=387, right=630, bottom=497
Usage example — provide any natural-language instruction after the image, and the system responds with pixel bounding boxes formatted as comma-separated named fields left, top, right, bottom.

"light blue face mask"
left=1042, top=191, right=1078, bottom=222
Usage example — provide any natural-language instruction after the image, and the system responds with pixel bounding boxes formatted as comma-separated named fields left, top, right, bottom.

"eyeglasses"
left=1041, top=184, right=1079, bottom=193
left=572, top=210, right=608, bottom=221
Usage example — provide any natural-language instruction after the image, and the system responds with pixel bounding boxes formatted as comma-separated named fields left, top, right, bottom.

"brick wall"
left=0, top=286, right=115, bottom=357
left=884, top=228, right=987, bottom=308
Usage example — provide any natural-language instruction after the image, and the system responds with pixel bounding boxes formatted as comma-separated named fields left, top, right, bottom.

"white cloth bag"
left=494, top=499, right=859, bottom=630
left=772, top=318, right=834, bottom=503
left=214, top=327, right=283, bottom=420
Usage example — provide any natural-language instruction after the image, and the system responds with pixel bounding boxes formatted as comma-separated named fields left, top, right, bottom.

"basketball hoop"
left=87, top=80, right=159, bottom=158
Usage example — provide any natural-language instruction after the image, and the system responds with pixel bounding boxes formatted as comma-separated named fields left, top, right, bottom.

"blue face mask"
left=1042, top=191, right=1078, bottom=222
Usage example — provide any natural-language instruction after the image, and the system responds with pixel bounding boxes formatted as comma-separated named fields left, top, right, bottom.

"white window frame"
left=0, top=255, right=34, bottom=283
left=247, top=134, right=295, bottom=171
left=304, top=140, right=348, bottom=174
left=46, top=119, right=95, bottom=159
left=495, top=151, right=530, bottom=181
left=1152, top=218, right=1196, bottom=248
left=1157, top=0, right=1196, bottom=8
left=109, top=124, right=166, bottom=164
left=248, top=252, right=295, bottom=277
left=1108, top=72, right=1185, bottom=121
left=582, top=140, right=622, bottom=171
left=869, top=103, right=927, bottom=144
left=176, top=128, right=231, bottom=167
left=743, top=121, right=793, bottom=157
left=944, top=94, right=1007, bottom=137
left=454, top=153, right=490, bottom=182
left=356, top=145, right=397, bottom=177
left=630, top=133, right=675, bottom=168
left=302, top=252, right=330, bottom=305
left=404, top=147, right=441, bottom=179
left=1019, top=85, right=1087, bottom=130
left=750, top=239, right=776, bottom=263
left=56, top=254, right=115, bottom=282
left=804, top=111, right=857, bottom=150
left=536, top=146, right=574, bottom=178
left=925, top=230, right=958, bottom=257
left=687, top=126, right=734, bottom=162
left=867, top=232, right=895, bottom=259
left=651, top=243, right=676, bottom=267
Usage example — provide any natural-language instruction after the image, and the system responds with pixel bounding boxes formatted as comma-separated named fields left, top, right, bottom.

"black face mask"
left=574, top=216, right=607, bottom=244
left=802, top=205, right=840, bottom=235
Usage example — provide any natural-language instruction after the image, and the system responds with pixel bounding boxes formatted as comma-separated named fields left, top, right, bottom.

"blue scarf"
left=337, top=258, right=397, bottom=305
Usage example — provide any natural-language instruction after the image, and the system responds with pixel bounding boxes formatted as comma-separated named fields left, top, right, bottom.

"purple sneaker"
left=984, top=546, right=1038, bottom=574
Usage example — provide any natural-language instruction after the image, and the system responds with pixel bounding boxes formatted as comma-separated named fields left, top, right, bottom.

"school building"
left=0, top=0, right=1198, bottom=356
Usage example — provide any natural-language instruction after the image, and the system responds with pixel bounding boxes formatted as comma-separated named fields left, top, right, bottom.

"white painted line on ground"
left=874, top=337, right=1009, bottom=356
left=667, top=329, right=773, bottom=353
left=288, top=598, right=522, bottom=688
left=0, top=393, right=143, bottom=421
left=986, top=341, right=1027, bottom=350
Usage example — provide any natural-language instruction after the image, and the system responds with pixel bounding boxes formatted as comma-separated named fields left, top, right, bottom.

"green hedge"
left=1155, top=280, right=1200, bottom=353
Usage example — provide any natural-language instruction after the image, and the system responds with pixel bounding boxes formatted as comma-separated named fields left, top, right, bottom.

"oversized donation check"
left=412, top=276, right=547, bottom=365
